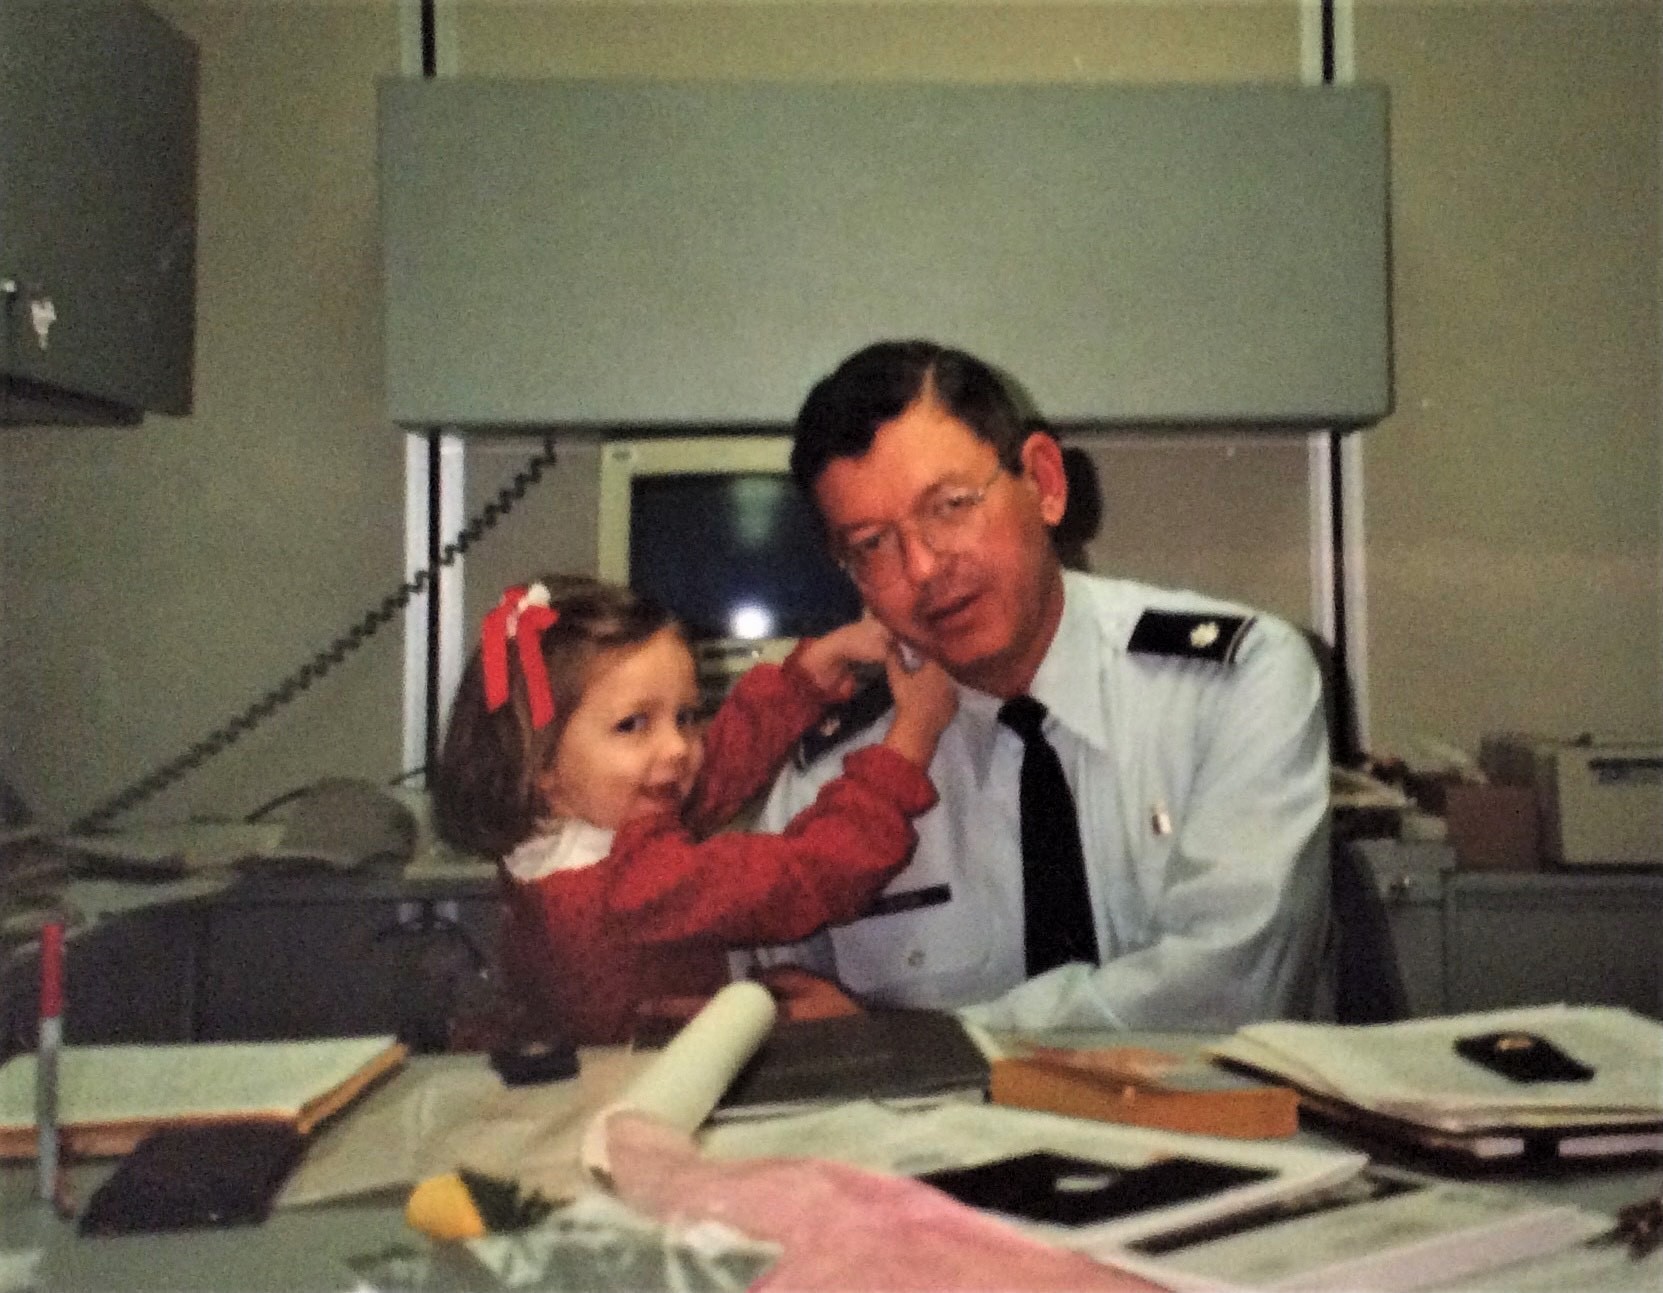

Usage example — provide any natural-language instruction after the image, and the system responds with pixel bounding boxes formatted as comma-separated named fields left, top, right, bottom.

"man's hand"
left=755, top=965, right=863, bottom=1021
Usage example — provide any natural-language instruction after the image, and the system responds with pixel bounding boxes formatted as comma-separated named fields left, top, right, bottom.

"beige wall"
left=0, top=1, right=408, bottom=825
left=451, top=0, right=1318, bottom=691
left=452, top=0, right=1298, bottom=80
left=1356, top=0, right=1662, bottom=753
left=0, top=0, right=1656, bottom=831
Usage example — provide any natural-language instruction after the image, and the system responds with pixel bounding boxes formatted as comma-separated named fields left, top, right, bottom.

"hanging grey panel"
left=379, top=79, right=1390, bottom=432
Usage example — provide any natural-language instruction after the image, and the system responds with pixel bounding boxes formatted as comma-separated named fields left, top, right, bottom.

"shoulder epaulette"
left=794, top=675, right=894, bottom=769
left=1127, top=609, right=1255, bottom=664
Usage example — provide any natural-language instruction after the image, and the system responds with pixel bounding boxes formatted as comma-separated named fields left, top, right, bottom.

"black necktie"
left=998, top=696, right=1099, bottom=976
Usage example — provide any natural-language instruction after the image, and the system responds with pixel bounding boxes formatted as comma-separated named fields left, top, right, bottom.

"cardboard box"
left=1444, top=783, right=1540, bottom=870
left=1480, top=735, right=1662, bottom=867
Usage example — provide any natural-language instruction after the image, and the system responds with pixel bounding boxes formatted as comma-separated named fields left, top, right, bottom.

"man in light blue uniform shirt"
left=752, top=340, right=1330, bottom=1031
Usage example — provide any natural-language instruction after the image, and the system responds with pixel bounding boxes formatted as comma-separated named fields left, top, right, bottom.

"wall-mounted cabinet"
left=380, top=79, right=1391, bottom=433
left=0, top=0, right=197, bottom=425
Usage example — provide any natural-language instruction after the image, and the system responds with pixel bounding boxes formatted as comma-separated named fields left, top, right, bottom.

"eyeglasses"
left=835, top=465, right=1007, bottom=588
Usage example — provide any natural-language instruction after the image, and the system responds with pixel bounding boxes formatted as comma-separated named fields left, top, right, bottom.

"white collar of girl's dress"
left=502, top=818, right=616, bottom=881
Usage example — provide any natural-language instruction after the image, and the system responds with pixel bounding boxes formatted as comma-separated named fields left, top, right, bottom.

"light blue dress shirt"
left=750, top=571, right=1332, bottom=1031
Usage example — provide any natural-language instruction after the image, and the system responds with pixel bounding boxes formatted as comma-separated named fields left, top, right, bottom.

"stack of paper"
left=1209, top=1004, right=1663, bottom=1161
left=1127, top=1166, right=1612, bottom=1291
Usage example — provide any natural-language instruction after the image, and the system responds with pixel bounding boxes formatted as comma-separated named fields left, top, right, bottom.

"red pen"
left=36, top=920, right=64, bottom=1206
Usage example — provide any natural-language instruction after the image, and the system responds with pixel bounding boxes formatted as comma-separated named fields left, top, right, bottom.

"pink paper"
left=602, top=1112, right=1170, bottom=1293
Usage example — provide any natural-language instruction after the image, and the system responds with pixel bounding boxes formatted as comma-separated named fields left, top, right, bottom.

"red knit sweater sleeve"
left=601, top=744, right=936, bottom=945
left=682, top=643, right=839, bottom=832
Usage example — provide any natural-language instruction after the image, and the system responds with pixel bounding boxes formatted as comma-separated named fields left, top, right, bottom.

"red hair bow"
left=481, top=583, right=560, bottom=730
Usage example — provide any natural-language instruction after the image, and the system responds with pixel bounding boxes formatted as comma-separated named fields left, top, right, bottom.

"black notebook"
left=714, top=1008, right=991, bottom=1120
left=79, top=1121, right=306, bottom=1235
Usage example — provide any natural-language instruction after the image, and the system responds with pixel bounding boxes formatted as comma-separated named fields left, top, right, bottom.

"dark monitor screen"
left=629, top=473, right=861, bottom=641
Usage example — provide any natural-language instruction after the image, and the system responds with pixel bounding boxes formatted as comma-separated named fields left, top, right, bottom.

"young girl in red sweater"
left=432, top=575, right=956, bottom=1044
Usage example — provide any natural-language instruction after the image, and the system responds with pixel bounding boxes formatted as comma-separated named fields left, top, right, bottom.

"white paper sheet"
left=698, top=1098, right=1366, bottom=1252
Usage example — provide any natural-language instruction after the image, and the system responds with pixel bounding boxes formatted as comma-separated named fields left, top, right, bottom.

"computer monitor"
left=596, top=436, right=861, bottom=702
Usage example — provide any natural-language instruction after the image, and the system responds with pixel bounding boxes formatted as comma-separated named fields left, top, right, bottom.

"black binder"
left=715, top=1008, right=991, bottom=1120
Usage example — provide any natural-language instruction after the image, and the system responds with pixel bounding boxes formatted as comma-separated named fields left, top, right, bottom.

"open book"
left=0, top=1035, right=407, bottom=1159
left=1209, top=1004, right=1663, bottom=1162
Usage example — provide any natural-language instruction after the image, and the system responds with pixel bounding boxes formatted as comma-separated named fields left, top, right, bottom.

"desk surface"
left=3, top=1049, right=1660, bottom=1293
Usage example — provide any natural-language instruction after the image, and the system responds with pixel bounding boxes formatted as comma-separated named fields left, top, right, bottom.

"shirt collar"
left=960, top=570, right=1112, bottom=784
left=1031, top=570, right=1112, bottom=753
left=502, top=817, right=615, bottom=880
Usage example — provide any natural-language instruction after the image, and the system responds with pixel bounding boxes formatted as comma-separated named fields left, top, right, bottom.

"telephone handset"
left=66, top=438, right=559, bottom=835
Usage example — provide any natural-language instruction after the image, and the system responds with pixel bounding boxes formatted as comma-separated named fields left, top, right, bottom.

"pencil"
left=36, top=920, right=64, bottom=1205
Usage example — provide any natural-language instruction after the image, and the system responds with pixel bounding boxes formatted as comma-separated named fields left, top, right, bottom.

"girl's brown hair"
left=432, top=575, right=679, bottom=858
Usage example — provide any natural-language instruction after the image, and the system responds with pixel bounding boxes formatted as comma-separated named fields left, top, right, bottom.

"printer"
left=1481, top=735, right=1663, bottom=867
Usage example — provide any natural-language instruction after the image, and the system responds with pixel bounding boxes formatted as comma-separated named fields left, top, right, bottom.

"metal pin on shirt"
left=1150, top=801, right=1173, bottom=837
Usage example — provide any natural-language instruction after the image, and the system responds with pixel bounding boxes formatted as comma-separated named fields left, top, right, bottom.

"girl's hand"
left=882, top=650, right=958, bottom=769
left=795, top=615, right=892, bottom=702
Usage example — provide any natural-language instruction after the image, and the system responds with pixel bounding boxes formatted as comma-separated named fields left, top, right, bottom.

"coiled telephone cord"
left=67, top=437, right=559, bottom=835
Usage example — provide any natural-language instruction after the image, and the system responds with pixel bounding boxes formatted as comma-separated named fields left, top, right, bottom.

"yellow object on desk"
left=406, top=1168, right=555, bottom=1241
left=407, top=1172, right=487, bottom=1240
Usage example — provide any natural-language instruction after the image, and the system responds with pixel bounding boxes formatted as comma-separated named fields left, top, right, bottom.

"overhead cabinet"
left=380, top=79, right=1391, bottom=431
left=0, top=0, right=197, bottom=425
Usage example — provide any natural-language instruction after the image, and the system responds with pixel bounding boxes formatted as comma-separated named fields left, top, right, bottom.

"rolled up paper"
left=581, top=980, right=777, bottom=1184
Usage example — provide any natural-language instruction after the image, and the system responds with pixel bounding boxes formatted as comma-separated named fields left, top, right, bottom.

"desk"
left=2, top=1178, right=413, bottom=1293
left=0, top=855, right=498, bottom=1057
left=3, top=1050, right=1659, bottom=1292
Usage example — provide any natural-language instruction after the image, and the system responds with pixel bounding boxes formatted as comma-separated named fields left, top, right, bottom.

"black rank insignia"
left=794, top=675, right=894, bottom=769
left=1127, top=610, right=1255, bottom=664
